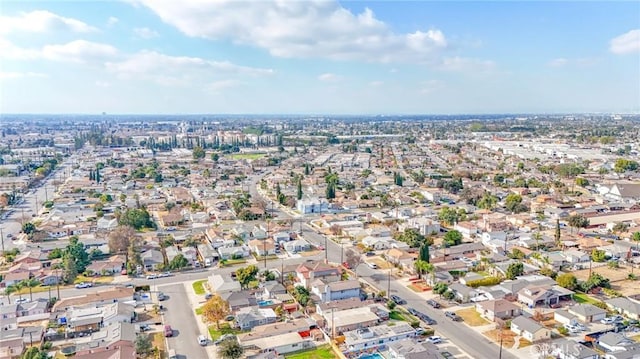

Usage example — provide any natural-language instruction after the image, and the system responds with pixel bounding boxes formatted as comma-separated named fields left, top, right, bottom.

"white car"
left=427, top=336, right=443, bottom=344
left=75, top=282, right=93, bottom=289
left=15, top=298, right=29, bottom=304
left=601, top=317, right=617, bottom=324
left=367, top=262, right=378, bottom=269
left=146, top=274, right=157, bottom=280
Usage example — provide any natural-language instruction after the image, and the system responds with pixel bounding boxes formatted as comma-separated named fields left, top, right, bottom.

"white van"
left=168, top=349, right=177, bottom=359
left=367, top=262, right=378, bottom=269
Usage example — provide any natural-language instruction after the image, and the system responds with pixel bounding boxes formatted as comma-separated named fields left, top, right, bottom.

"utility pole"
left=340, top=242, right=344, bottom=265
left=387, top=268, right=391, bottom=300
left=0, top=227, right=5, bottom=255
left=325, top=236, right=328, bottom=263
left=56, top=268, right=61, bottom=300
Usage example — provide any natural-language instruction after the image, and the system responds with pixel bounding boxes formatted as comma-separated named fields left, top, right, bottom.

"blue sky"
left=1, top=1, right=638, bottom=114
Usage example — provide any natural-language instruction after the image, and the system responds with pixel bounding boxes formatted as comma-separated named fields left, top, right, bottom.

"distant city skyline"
left=0, top=1, right=639, bottom=115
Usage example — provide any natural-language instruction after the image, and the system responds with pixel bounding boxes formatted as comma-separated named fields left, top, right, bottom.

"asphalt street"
left=162, top=283, right=209, bottom=359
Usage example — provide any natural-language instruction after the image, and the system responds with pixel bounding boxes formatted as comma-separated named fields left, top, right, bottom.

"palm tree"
left=6, top=281, right=24, bottom=304
left=21, top=278, right=40, bottom=302
left=414, top=260, right=434, bottom=281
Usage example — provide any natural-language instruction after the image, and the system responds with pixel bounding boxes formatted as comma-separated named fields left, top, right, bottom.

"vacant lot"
left=369, top=257, right=393, bottom=269
left=483, top=328, right=516, bottom=348
left=573, top=265, right=630, bottom=282
left=456, top=307, right=490, bottom=327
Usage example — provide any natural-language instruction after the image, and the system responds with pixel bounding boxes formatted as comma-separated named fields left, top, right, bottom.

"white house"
left=598, top=332, right=634, bottom=352
left=297, top=198, right=329, bottom=214
left=362, top=236, right=392, bottom=250
left=311, top=279, right=361, bottom=303
left=510, top=316, right=551, bottom=343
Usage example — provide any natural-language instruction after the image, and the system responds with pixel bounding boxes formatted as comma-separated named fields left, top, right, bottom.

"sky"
left=0, top=1, right=639, bottom=115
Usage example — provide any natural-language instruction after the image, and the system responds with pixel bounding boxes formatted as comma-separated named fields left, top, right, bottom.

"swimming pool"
left=357, top=353, right=384, bottom=359
left=257, top=299, right=274, bottom=306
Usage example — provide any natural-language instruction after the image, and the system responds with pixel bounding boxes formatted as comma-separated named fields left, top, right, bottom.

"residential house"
left=235, top=307, right=277, bottom=330
left=475, top=299, right=521, bottom=322
left=296, top=261, right=341, bottom=288
left=362, top=236, right=393, bottom=250
left=208, top=274, right=241, bottom=294
left=218, top=246, right=250, bottom=260
left=554, top=310, right=580, bottom=327
left=454, top=221, right=480, bottom=239
left=517, top=285, right=574, bottom=308
left=510, top=315, right=551, bottom=343
left=284, top=240, right=311, bottom=254
left=449, top=283, right=480, bottom=303
left=86, top=255, right=125, bottom=275
left=0, top=299, right=49, bottom=323
left=239, top=331, right=316, bottom=356
left=0, top=337, right=23, bottom=359
left=180, top=246, right=199, bottom=266
left=568, top=304, right=607, bottom=323
left=324, top=306, right=382, bottom=334
left=342, top=323, right=416, bottom=353
left=606, top=297, right=640, bottom=320
left=598, top=332, right=634, bottom=352
left=402, top=217, right=440, bottom=236
left=248, top=239, right=277, bottom=256
left=140, top=249, right=164, bottom=271
left=388, top=339, right=446, bottom=359
left=297, top=198, right=329, bottom=214
left=53, top=287, right=135, bottom=312
left=310, top=279, right=361, bottom=303
left=551, top=339, right=600, bottom=359
left=221, top=290, right=258, bottom=312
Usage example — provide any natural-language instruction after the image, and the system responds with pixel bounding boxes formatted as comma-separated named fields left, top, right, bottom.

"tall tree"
left=419, top=243, right=430, bottom=263
left=62, top=254, right=78, bottom=284
left=21, top=277, right=39, bottom=302
left=135, top=334, right=152, bottom=356
left=505, top=262, right=524, bottom=279
left=217, top=338, right=244, bottom=359
left=296, top=178, right=303, bottom=200
left=202, top=294, right=230, bottom=330
left=66, top=236, right=90, bottom=273
left=108, top=225, right=136, bottom=253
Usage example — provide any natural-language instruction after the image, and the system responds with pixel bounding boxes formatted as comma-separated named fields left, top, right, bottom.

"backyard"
left=285, top=345, right=338, bottom=359
left=208, top=322, right=245, bottom=340
left=573, top=293, right=601, bottom=305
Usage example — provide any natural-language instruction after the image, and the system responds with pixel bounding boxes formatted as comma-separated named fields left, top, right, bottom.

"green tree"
left=62, top=254, right=78, bottom=284
left=505, top=193, right=526, bottom=213
left=296, top=178, right=303, bottom=200
left=505, top=262, right=524, bottom=280
left=48, top=248, right=64, bottom=259
left=568, top=215, right=589, bottom=234
left=414, top=260, right=433, bottom=280
left=211, top=153, right=219, bottom=162
left=192, top=145, right=206, bottom=159
left=235, top=265, right=259, bottom=289
left=108, top=225, right=136, bottom=253
left=169, top=253, right=189, bottom=270
left=575, top=177, right=589, bottom=187
left=591, top=249, right=606, bottom=262
left=438, top=207, right=460, bottom=226
left=419, top=243, right=430, bottom=263
left=395, top=228, right=426, bottom=248
left=433, top=282, right=448, bottom=297
left=20, top=347, right=48, bottom=359
left=6, top=282, right=24, bottom=304
left=614, top=158, right=639, bottom=173
left=443, top=230, right=463, bottom=247
left=66, top=236, right=90, bottom=273
left=135, top=334, right=153, bottom=356
left=21, top=277, right=40, bottom=302
left=477, top=193, right=498, bottom=210
left=217, top=338, right=244, bottom=359
left=22, top=222, right=36, bottom=234
left=119, top=208, right=155, bottom=230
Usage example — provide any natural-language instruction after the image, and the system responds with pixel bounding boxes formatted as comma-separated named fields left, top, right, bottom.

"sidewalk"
left=182, top=281, right=219, bottom=359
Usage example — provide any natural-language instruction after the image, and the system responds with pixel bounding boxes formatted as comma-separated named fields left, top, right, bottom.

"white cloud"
left=136, top=0, right=449, bottom=64
left=0, top=39, right=40, bottom=60
left=206, top=80, right=239, bottom=93
left=318, top=73, right=341, bottom=82
left=95, top=81, right=111, bottom=87
left=610, top=29, right=640, bottom=54
left=438, top=57, right=496, bottom=72
left=0, top=71, right=48, bottom=79
left=548, top=58, right=568, bottom=67
left=42, top=40, right=119, bottom=63
left=106, top=50, right=273, bottom=86
left=369, top=81, right=383, bottom=87
left=420, top=79, right=443, bottom=94
left=0, top=10, right=97, bottom=34
left=133, top=27, right=159, bottom=39
left=107, top=17, right=119, bottom=26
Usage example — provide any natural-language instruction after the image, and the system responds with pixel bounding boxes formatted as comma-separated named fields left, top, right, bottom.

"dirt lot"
left=483, top=329, right=516, bottom=348
left=573, top=265, right=638, bottom=296
left=369, top=257, right=393, bottom=269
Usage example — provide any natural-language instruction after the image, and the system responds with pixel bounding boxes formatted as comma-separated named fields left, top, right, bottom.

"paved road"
left=162, top=283, right=208, bottom=359
left=1, top=158, right=73, bottom=251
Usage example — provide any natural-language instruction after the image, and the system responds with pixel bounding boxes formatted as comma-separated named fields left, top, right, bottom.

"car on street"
left=138, top=324, right=151, bottom=332
left=407, top=307, right=418, bottom=315
left=146, top=274, right=157, bottom=280
left=427, top=336, right=443, bottom=344
left=164, top=325, right=173, bottom=337
left=445, top=311, right=463, bottom=321
left=417, top=313, right=437, bottom=325
left=75, top=282, right=93, bottom=289
left=317, top=245, right=325, bottom=250
left=158, top=292, right=167, bottom=301
left=427, top=299, right=440, bottom=308
left=15, top=298, right=29, bottom=304
left=390, top=295, right=406, bottom=305
left=367, top=262, right=378, bottom=269
left=365, top=251, right=376, bottom=256
left=158, top=272, right=172, bottom=278
left=342, top=262, right=351, bottom=269
left=197, top=335, right=208, bottom=346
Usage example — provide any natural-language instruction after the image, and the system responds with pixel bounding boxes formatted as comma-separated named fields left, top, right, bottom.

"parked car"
left=427, top=299, right=440, bottom=308
left=158, top=272, right=172, bottom=278
left=601, top=317, right=618, bottom=324
left=367, top=262, right=378, bottom=269
left=427, top=336, right=443, bottom=344
left=15, top=298, right=29, bottom=304
left=164, top=325, right=173, bottom=337
left=139, top=324, right=151, bottom=332
left=445, top=311, right=462, bottom=321
left=158, top=292, right=167, bottom=301
left=342, top=262, right=351, bottom=269
left=75, top=282, right=93, bottom=289
left=197, top=335, right=208, bottom=346
left=366, top=251, right=376, bottom=256
left=390, top=295, right=406, bottom=305
left=418, top=313, right=437, bottom=325
left=407, top=307, right=418, bottom=315
left=146, top=274, right=157, bottom=280
left=205, top=293, right=213, bottom=300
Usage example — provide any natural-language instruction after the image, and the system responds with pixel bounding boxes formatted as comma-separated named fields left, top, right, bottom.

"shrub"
left=466, top=276, right=502, bottom=288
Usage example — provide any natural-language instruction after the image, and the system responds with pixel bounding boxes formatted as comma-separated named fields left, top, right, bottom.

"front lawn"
left=192, top=280, right=207, bottom=295
left=389, top=311, right=406, bottom=321
left=285, top=345, right=338, bottom=359
left=208, top=323, right=245, bottom=340
left=195, top=306, right=203, bottom=315
left=456, top=308, right=490, bottom=327
left=75, top=275, right=113, bottom=284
